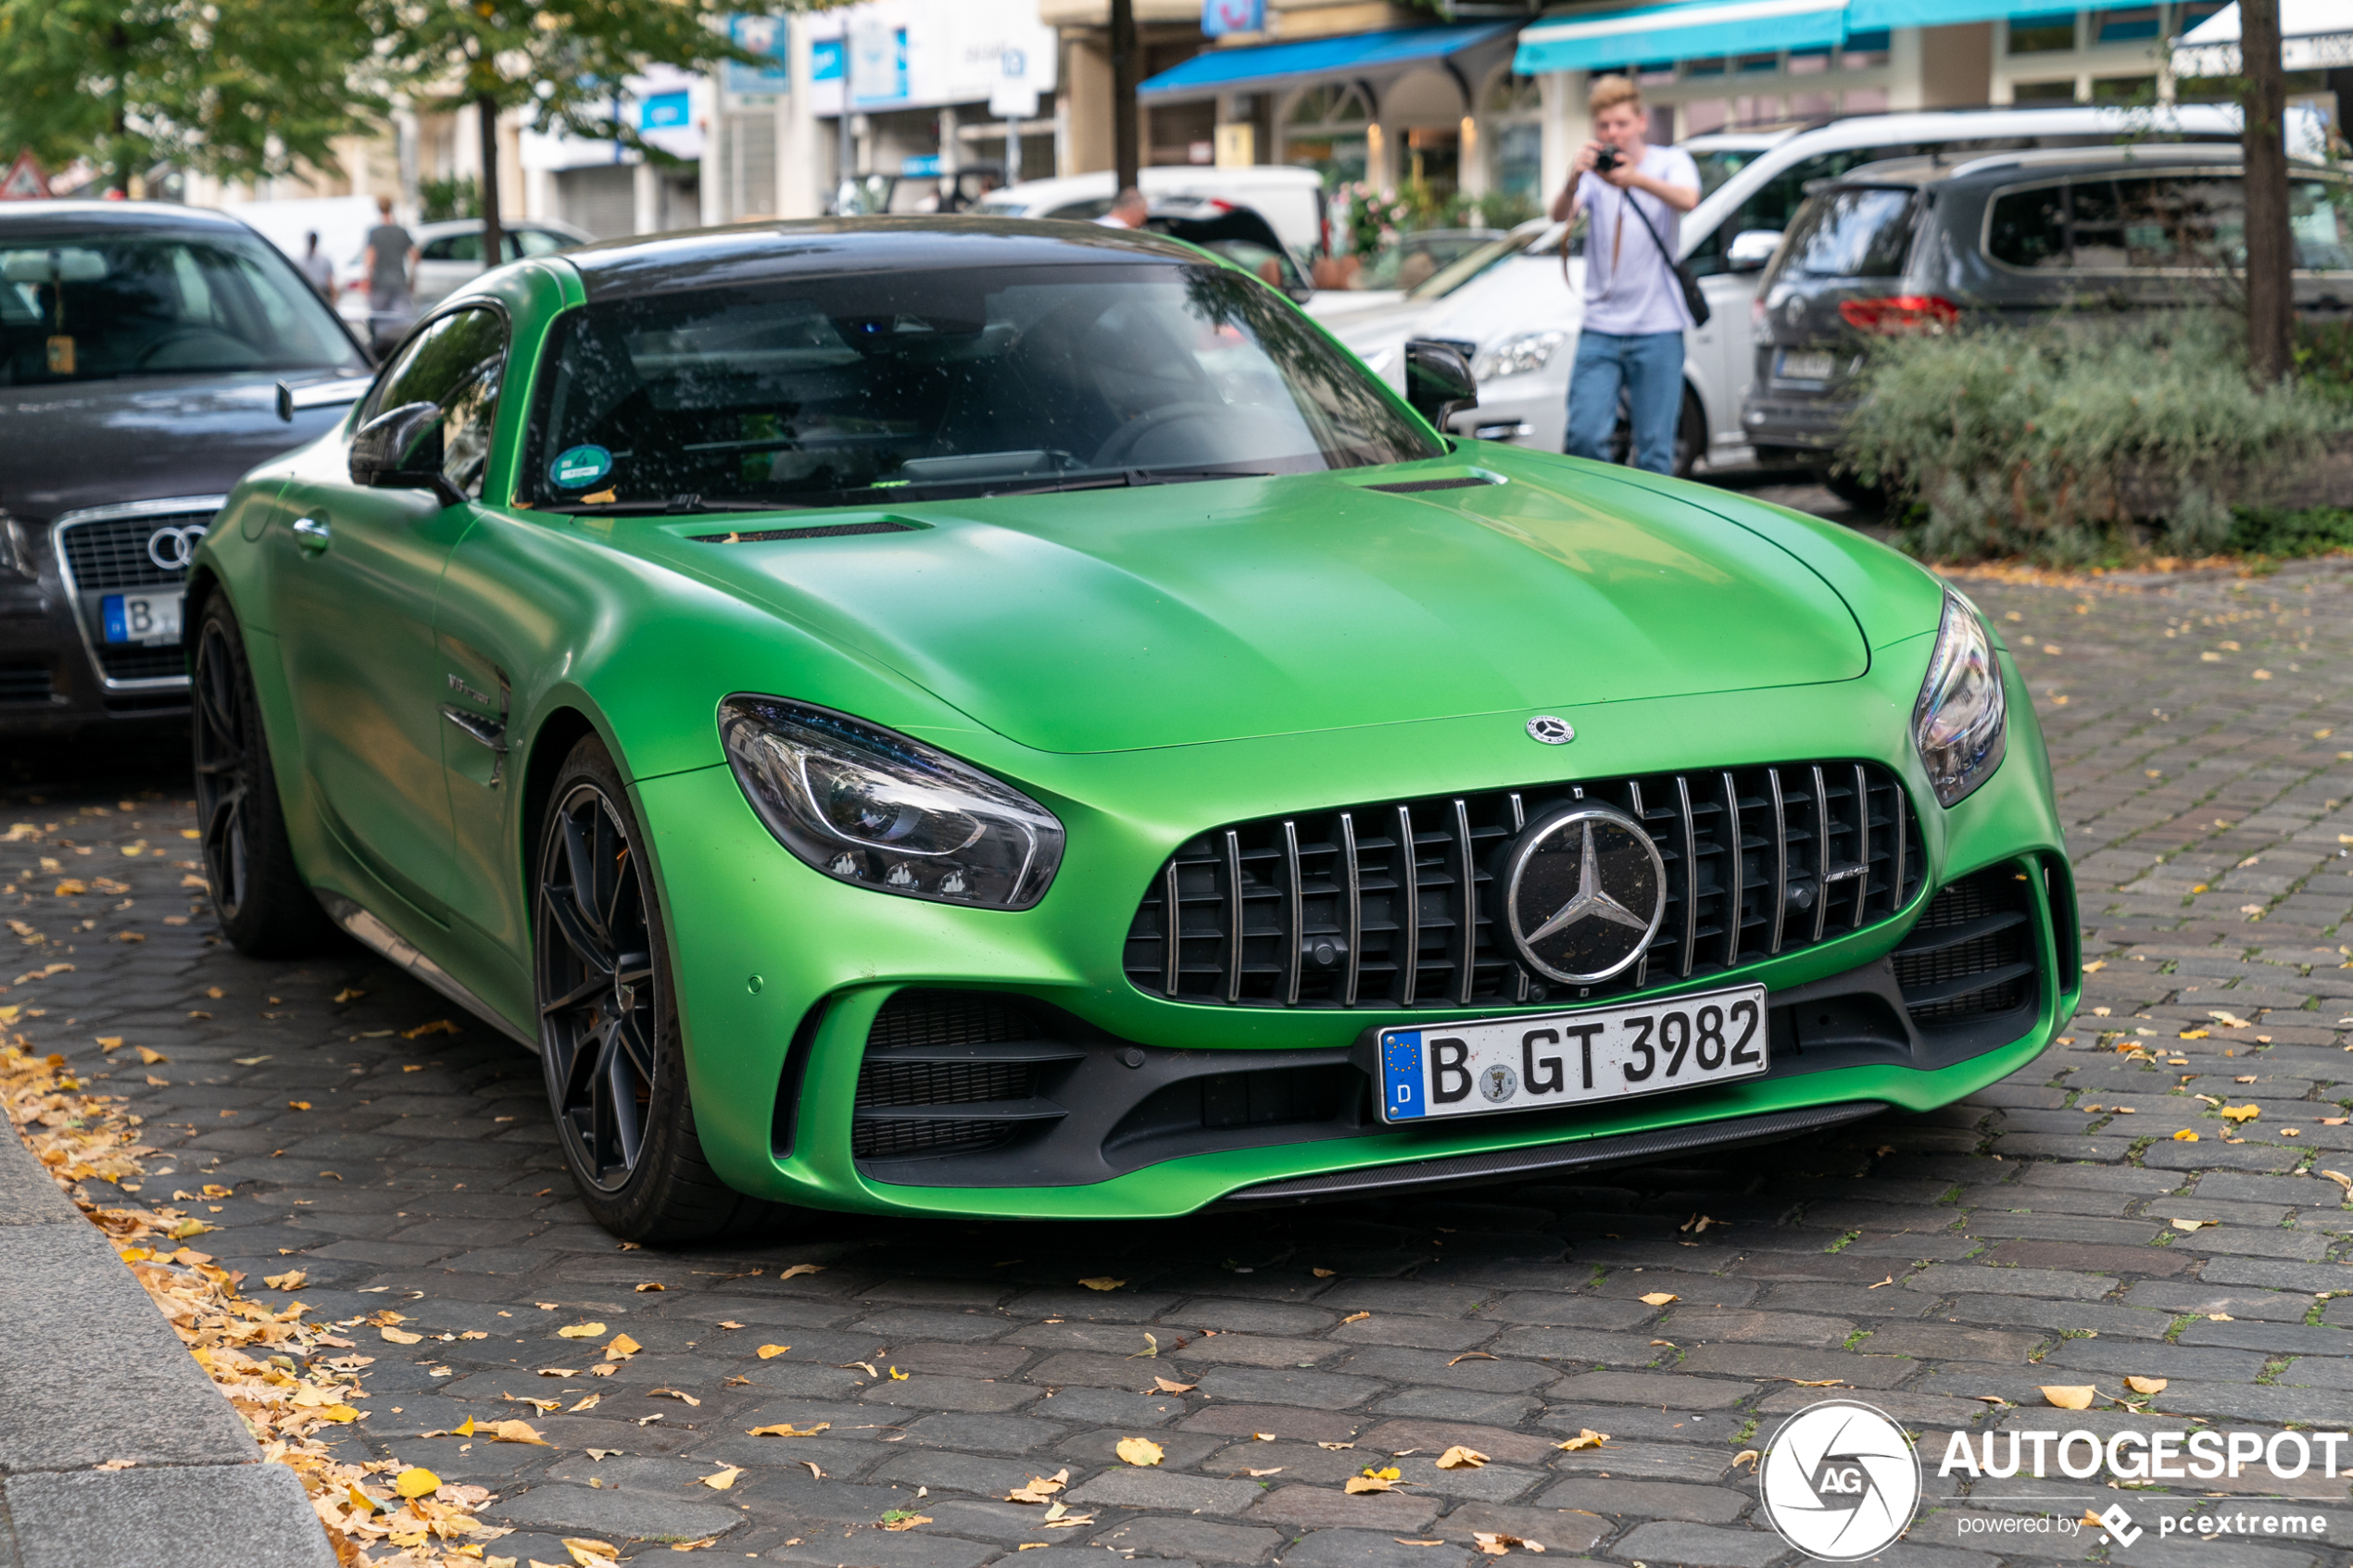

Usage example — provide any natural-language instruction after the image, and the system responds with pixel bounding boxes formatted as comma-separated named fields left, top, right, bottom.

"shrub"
left=2227, top=504, right=2353, bottom=558
left=1837, top=311, right=2343, bottom=564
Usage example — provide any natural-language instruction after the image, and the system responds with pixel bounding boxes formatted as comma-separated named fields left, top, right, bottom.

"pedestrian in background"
left=1552, top=75, right=1701, bottom=475
left=1096, top=187, right=1148, bottom=229
left=295, top=231, right=335, bottom=301
left=360, top=196, right=417, bottom=341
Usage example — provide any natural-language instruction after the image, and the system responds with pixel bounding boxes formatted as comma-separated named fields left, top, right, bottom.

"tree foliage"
left=0, top=0, right=380, bottom=189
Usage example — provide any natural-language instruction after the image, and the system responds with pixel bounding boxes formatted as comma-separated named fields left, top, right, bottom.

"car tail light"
left=1838, top=295, right=1961, bottom=335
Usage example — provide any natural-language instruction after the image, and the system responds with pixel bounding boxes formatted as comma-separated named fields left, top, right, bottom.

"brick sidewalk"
left=6, top=558, right=2353, bottom=1566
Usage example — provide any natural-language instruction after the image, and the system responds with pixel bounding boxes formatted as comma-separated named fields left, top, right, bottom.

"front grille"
left=850, top=990, right=1079, bottom=1163
left=58, top=509, right=210, bottom=591
left=0, top=657, right=53, bottom=703
left=1125, top=760, right=1921, bottom=1010
left=1891, top=866, right=2036, bottom=1029
left=55, top=505, right=215, bottom=688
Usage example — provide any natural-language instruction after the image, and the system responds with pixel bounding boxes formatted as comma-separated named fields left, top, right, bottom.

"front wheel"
left=533, top=734, right=786, bottom=1243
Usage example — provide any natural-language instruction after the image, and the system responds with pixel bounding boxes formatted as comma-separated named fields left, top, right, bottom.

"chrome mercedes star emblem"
left=1504, top=803, right=1667, bottom=985
left=1526, top=715, right=1574, bottom=745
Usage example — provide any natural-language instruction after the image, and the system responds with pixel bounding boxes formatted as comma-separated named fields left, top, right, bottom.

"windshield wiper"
left=986, top=467, right=1273, bottom=498
left=535, top=494, right=810, bottom=517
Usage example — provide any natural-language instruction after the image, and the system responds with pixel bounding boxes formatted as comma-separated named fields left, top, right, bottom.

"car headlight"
left=720, top=696, right=1063, bottom=909
left=1912, top=592, right=2007, bottom=808
left=1474, top=330, right=1567, bottom=381
left=0, top=515, right=31, bottom=580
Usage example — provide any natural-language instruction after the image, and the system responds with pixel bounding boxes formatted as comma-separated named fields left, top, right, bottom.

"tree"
left=362, top=0, right=802, bottom=270
left=0, top=0, right=379, bottom=193
left=1110, top=0, right=1139, bottom=194
left=2240, top=0, right=2294, bottom=382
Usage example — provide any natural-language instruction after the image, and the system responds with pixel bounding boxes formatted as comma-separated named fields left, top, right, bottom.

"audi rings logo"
left=1759, top=1399, right=1922, bottom=1561
left=147, top=523, right=208, bottom=571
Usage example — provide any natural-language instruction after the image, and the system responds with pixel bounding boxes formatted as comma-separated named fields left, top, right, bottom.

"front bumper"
left=639, top=629, right=2072, bottom=1221
left=1742, top=390, right=1854, bottom=456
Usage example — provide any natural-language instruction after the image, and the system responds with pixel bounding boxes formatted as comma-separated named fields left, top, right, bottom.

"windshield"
left=0, top=230, right=363, bottom=384
left=520, top=261, right=1436, bottom=511
left=1407, top=232, right=1529, bottom=299
left=1780, top=186, right=1920, bottom=279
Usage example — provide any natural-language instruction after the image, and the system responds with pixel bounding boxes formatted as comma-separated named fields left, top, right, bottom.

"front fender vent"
left=1122, top=760, right=1922, bottom=1011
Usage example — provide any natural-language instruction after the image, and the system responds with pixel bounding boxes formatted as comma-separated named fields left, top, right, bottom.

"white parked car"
left=975, top=167, right=1327, bottom=262
left=1339, top=105, right=2291, bottom=476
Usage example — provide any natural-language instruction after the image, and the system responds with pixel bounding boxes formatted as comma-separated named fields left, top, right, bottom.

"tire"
left=1672, top=390, right=1705, bottom=481
left=192, top=594, right=339, bottom=957
left=534, top=734, right=784, bottom=1243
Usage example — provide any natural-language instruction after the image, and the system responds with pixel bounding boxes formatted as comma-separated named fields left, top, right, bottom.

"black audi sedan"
left=0, top=201, right=372, bottom=737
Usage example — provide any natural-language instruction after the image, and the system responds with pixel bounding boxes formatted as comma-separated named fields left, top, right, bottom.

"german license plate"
left=102, top=590, right=182, bottom=646
left=1776, top=348, right=1835, bottom=382
left=1377, top=983, right=1768, bottom=1123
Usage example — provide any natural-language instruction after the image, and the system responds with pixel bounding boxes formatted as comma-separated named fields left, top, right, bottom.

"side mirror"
left=1727, top=229, right=1784, bottom=273
left=1403, top=339, right=1478, bottom=431
left=349, top=400, right=464, bottom=507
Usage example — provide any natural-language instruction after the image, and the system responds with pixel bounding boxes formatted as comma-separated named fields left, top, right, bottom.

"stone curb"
left=0, top=1120, right=335, bottom=1567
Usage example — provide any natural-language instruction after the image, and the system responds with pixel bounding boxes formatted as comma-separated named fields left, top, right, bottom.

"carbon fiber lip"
left=1214, top=1099, right=1891, bottom=1206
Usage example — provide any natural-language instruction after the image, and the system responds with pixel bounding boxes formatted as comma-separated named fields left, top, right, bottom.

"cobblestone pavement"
left=9, top=557, right=2353, bottom=1568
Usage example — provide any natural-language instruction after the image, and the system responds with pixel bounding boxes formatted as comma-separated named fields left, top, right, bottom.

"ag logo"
left=1758, top=1399, right=1920, bottom=1561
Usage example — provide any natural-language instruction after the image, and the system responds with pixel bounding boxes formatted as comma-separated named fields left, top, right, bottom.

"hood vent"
left=692, top=519, right=920, bottom=544
left=1364, top=475, right=1499, bottom=495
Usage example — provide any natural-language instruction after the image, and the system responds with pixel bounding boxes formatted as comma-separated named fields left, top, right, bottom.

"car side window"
left=1046, top=199, right=1113, bottom=221
left=1689, top=144, right=1926, bottom=277
left=515, top=230, right=572, bottom=257
left=419, top=236, right=459, bottom=263
left=359, top=307, right=509, bottom=498
left=2292, top=180, right=2352, bottom=270
left=1988, top=183, right=2070, bottom=269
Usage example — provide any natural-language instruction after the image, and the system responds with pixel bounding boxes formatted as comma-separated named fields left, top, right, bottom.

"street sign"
left=1202, top=0, right=1265, bottom=37
left=0, top=151, right=49, bottom=201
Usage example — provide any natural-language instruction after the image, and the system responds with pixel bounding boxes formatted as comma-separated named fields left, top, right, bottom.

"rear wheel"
left=1818, top=466, right=1888, bottom=510
left=191, top=595, right=338, bottom=957
left=534, top=734, right=784, bottom=1243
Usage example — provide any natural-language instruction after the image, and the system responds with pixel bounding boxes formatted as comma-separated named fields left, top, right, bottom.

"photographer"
left=1550, top=76, right=1701, bottom=474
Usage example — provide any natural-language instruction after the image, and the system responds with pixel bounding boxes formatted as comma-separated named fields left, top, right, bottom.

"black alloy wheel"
left=536, top=779, right=660, bottom=1191
left=190, top=594, right=336, bottom=957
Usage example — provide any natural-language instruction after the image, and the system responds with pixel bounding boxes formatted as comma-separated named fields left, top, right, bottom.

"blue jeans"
left=1564, top=329, right=1685, bottom=475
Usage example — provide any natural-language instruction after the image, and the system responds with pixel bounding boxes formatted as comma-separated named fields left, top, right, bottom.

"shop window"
left=1791, top=91, right=1836, bottom=118
left=1284, top=83, right=1372, bottom=188
left=1842, top=29, right=1892, bottom=67
left=1843, top=86, right=1890, bottom=112
left=1733, top=95, right=1782, bottom=125
left=1736, top=52, right=1779, bottom=72
left=1639, top=61, right=1677, bottom=85
left=1789, top=49, right=1831, bottom=73
left=2095, top=6, right=2160, bottom=39
left=1683, top=98, right=1730, bottom=133
left=2091, top=73, right=2156, bottom=102
left=2011, top=79, right=2080, bottom=100
left=2007, top=11, right=2078, bottom=52
left=1685, top=56, right=1728, bottom=77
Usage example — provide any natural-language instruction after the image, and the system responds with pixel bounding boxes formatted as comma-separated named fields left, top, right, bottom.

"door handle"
left=291, top=517, right=330, bottom=554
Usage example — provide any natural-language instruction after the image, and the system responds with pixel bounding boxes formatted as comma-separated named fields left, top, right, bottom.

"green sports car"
left=185, top=217, right=2074, bottom=1241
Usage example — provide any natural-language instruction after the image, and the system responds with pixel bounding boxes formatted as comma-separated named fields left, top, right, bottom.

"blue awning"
left=1515, top=0, right=1848, bottom=72
left=1139, top=22, right=1515, bottom=102
left=1843, top=0, right=2023, bottom=28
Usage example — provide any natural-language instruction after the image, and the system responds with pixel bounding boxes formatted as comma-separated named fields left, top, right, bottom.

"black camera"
left=1592, top=144, right=1622, bottom=174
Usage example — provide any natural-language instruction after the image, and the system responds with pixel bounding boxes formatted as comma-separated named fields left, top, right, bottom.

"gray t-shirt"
left=1575, top=144, right=1702, bottom=336
left=365, top=223, right=412, bottom=294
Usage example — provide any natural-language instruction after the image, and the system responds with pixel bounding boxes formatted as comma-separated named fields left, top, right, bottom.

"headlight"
left=1474, top=330, right=1567, bottom=381
left=1912, top=592, right=2007, bottom=808
left=0, top=515, right=31, bottom=580
left=720, top=696, right=1063, bottom=909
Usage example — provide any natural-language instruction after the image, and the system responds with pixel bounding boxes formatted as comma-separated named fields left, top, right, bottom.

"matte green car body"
left=189, top=236, right=2075, bottom=1222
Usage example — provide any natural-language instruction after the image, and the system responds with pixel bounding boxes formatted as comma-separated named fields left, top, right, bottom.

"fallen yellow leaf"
left=320, top=1404, right=360, bottom=1423
left=748, top=1423, right=829, bottom=1437
left=2219, top=1103, right=2259, bottom=1123
left=2170, top=1219, right=2209, bottom=1232
left=1732, top=1449, right=1761, bottom=1469
left=699, top=1467, right=742, bottom=1491
left=380, top=1326, right=422, bottom=1345
left=490, top=1420, right=549, bottom=1445
left=1554, top=1430, right=1609, bottom=1451
left=134, top=1047, right=167, bottom=1065
left=2124, top=1375, right=2168, bottom=1395
left=604, top=1334, right=640, bottom=1361
left=1435, top=1446, right=1489, bottom=1470
left=1472, top=1531, right=1544, bottom=1557
left=1345, top=1475, right=1397, bottom=1494
left=757, top=1344, right=791, bottom=1360
left=1115, top=1437, right=1164, bottom=1467
left=555, top=1323, right=606, bottom=1339
left=1078, top=1276, right=1126, bottom=1291
left=1638, top=1292, right=1678, bottom=1306
left=880, top=1513, right=932, bottom=1533
left=1007, top=1470, right=1069, bottom=1503
left=2172, top=1129, right=2199, bottom=1142
left=394, top=1467, right=441, bottom=1499
left=562, top=1539, right=620, bottom=1568
left=1312, top=1267, right=1337, bottom=1278
left=1151, top=1376, right=1196, bottom=1394
left=1340, top=1311, right=1371, bottom=1325
left=777, top=1263, right=825, bottom=1280
left=2041, top=1386, right=2096, bottom=1411
left=286, top=1100, right=311, bottom=1110
left=263, top=1270, right=307, bottom=1291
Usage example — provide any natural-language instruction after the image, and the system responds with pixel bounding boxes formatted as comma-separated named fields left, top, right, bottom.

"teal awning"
left=1843, top=0, right=2021, bottom=29
left=1139, top=23, right=1514, bottom=102
left=1516, top=0, right=1848, bottom=73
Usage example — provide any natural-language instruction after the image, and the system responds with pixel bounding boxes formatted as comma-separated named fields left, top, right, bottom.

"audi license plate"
left=101, top=590, right=182, bottom=646
left=1377, top=983, right=1768, bottom=1123
left=1776, top=348, right=1836, bottom=383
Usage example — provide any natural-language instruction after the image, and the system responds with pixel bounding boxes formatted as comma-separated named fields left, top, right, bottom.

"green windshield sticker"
left=550, top=444, right=613, bottom=489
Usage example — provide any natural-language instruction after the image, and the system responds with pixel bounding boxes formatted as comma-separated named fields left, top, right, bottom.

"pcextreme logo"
left=1758, top=1400, right=1923, bottom=1561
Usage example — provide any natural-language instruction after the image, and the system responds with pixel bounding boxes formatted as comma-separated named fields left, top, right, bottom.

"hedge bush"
left=1837, top=312, right=2343, bottom=564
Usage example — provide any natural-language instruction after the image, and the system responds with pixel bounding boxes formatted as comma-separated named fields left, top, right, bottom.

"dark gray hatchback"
left=1740, top=144, right=2353, bottom=470
left=0, top=202, right=373, bottom=737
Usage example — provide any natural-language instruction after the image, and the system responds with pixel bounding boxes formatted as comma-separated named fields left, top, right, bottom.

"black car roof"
left=560, top=215, right=1211, bottom=302
left=0, top=199, right=265, bottom=235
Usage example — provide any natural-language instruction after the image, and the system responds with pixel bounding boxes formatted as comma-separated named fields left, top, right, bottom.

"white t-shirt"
left=1574, top=144, right=1702, bottom=336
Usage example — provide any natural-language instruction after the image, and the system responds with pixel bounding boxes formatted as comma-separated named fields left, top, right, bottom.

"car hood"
left=668, top=460, right=1870, bottom=755
left=0, top=371, right=363, bottom=521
